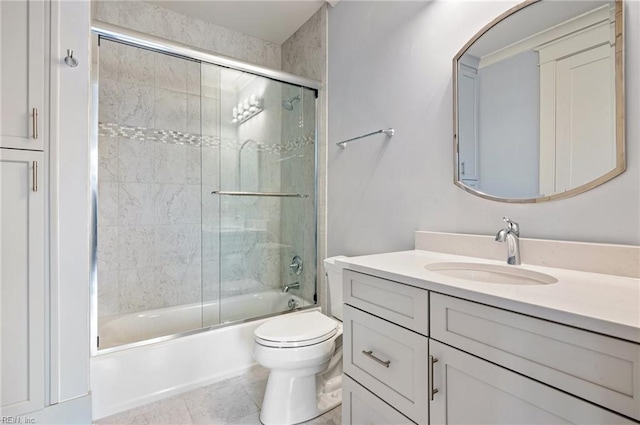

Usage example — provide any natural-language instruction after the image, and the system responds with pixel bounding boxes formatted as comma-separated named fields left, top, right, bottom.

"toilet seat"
left=255, top=311, right=339, bottom=348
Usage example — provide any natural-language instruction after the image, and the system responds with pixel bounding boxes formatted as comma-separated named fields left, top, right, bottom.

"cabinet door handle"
left=362, top=350, right=391, bottom=368
left=461, top=161, right=465, bottom=175
left=32, top=108, right=38, bottom=139
left=429, top=355, right=439, bottom=400
left=32, top=161, right=38, bottom=192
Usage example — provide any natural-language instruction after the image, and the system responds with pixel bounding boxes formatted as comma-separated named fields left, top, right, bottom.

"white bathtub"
left=98, top=290, right=309, bottom=349
left=92, top=291, right=315, bottom=420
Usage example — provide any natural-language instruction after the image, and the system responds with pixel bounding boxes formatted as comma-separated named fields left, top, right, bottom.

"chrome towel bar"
left=337, top=128, right=394, bottom=148
left=211, top=191, right=308, bottom=198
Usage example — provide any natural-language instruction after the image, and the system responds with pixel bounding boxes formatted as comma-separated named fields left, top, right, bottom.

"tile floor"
left=94, top=365, right=342, bottom=425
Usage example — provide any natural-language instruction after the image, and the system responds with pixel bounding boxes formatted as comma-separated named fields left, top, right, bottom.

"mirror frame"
left=453, top=0, right=625, bottom=203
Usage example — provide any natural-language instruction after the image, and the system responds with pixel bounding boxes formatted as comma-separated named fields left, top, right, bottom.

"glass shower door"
left=210, top=66, right=317, bottom=325
left=95, top=38, right=206, bottom=349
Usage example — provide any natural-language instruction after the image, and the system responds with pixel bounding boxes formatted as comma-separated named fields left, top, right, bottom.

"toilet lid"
left=254, top=311, right=338, bottom=348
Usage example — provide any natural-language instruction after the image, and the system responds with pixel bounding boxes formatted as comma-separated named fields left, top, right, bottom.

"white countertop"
left=336, top=250, right=640, bottom=344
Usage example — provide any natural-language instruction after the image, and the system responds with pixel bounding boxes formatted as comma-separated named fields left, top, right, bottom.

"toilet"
left=253, top=256, right=347, bottom=425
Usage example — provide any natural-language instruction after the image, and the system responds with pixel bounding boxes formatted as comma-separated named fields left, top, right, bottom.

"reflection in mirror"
left=454, top=0, right=624, bottom=202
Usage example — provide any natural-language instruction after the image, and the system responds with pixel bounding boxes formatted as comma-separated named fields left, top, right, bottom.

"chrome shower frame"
left=89, top=21, right=321, bottom=356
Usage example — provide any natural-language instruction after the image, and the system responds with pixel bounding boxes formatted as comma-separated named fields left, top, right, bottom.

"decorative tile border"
left=98, top=122, right=315, bottom=153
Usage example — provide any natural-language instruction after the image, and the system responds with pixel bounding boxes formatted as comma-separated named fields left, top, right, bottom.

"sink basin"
left=425, top=262, right=557, bottom=285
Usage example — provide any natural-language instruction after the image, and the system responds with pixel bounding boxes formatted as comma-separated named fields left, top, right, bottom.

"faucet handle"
left=502, top=217, right=520, bottom=236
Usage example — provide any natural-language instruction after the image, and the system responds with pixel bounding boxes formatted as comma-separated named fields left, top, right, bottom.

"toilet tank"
left=323, top=256, right=348, bottom=321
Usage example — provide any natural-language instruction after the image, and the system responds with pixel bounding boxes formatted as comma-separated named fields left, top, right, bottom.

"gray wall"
left=327, top=1, right=640, bottom=257
left=478, top=50, right=539, bottom=198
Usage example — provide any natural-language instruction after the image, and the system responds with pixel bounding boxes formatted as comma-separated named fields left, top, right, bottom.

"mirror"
left=454, top=0, right=624, bottom=202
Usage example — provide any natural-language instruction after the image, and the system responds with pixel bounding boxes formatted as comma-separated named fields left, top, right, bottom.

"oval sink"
left=425, top=262, right=557, bottom=285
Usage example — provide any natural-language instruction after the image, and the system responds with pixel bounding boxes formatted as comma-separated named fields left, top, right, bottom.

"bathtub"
left=98, top=290, right=310, bottom=349
left=91, top=290, right=315, bottom=419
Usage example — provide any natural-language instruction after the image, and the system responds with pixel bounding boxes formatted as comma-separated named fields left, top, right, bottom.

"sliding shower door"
left=95, top=39, right=205, bottom=349
left=95, top=36, right=317, bottom=350
left=209, top=65, right=317, bottom=325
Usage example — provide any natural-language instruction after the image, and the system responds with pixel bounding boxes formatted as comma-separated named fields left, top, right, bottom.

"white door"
left=429, top=340, right=635, bottom=425
left=0, top=0, right=46, bottom=150
left=1, top=149, right=45, bottom=415
left=554, top=44, right=615, bottom=191
left=457, top=64, right=479, bottom=182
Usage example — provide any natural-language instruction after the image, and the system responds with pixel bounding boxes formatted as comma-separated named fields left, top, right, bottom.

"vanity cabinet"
left=1, top=0, right=47, bottom=151
left=342, top=270, right=639, bottom=425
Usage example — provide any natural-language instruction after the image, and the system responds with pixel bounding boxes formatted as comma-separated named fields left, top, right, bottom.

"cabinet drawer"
left=430, top=339, right=637, bottom=425
left=344, top=305, right=428, bottom=424
left=431, top=293, right=640, bottom=421
left=343, top=375, right=415, bottom=425
left=343, top=270, right=428, bottom=336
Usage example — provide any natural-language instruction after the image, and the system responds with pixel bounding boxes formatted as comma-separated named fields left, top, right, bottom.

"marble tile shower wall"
left=93, top=1, right=281, bottom=70
left=279, top=88, right=317, bottom=304
left=281, top=7, right=327, bottom=305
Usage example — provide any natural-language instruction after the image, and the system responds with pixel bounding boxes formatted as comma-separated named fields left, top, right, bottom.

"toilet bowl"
left=253, top=256, right=347, bottom=425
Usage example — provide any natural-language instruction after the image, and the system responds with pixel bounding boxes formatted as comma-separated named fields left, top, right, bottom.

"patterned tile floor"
left=94, top=365, right=341, bottom=425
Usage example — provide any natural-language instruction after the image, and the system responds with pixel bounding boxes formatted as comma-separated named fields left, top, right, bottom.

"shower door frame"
left=90, top=21, right=321, bottom=356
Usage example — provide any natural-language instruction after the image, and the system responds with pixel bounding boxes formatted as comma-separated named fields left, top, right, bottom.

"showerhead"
left=282, top=95, right=301, bottom=111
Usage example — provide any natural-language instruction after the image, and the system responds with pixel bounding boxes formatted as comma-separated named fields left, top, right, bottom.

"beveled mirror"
left=453, top=0, right=624, bottom=203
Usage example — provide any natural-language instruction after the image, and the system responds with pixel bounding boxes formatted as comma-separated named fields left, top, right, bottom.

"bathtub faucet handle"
left=289, top=256, right=303, bottom=276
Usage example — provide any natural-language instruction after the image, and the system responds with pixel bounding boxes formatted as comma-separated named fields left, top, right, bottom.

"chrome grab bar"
left=337, top=128, right=394, bottom=149
left=211, top=190, right=308, bottom=198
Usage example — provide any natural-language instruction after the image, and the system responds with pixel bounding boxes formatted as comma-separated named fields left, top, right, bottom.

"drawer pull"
left=362, top=350, right=391, bottom=368
left=430, top=355, right=439, bottom=400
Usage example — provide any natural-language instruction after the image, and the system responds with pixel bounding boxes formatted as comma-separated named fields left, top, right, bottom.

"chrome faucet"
left=495, top=217, right=521, bottom=265
left=282, top=282, right=300, bottom=292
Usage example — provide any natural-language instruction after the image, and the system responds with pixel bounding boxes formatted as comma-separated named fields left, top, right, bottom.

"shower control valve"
left=289, top=255, right=303, bottom=276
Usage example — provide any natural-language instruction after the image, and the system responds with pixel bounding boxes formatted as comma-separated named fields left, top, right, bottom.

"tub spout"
left=282, top=282, right=300, bottom=292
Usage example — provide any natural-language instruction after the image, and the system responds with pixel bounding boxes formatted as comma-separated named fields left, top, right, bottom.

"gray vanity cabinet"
left=341, top=270, right=639, bottom=425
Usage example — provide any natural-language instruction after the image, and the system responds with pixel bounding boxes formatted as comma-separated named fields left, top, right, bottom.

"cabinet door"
left=1, top=149, right=45, bottom=415
left=429, top=340, right=635, bottom=425
left=1, top=0, right=46, bottom=150
left=554, top=43, right=616, bottom=191
left=343, top=375, right=415, bottom=425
